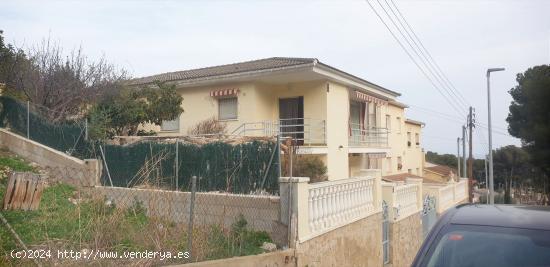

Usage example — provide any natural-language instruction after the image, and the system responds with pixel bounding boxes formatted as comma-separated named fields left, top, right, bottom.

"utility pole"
left=487, top=68, right=505, bottom=204
left=457, top=137, right=461, bottom=178
left=467, top=107, right=475, bottom=202
left=485, top=154, right=489, bottom=204
left=462, top=125, right=467, bottom=178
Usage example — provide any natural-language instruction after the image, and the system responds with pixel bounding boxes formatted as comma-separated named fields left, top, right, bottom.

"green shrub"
left=283, top=155, right=327, bottom=183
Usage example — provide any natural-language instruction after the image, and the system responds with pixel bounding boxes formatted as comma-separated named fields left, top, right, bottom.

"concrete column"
left=279, top=177, right=310, bottom=243
left=359, top=169, right=383, bottom=209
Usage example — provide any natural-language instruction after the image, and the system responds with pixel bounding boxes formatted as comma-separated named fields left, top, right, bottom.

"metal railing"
left=231, top=118, right=326, bottom=145
left=348, top=123, right=389, bottom=147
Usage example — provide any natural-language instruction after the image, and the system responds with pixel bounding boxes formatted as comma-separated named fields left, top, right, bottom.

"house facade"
left=131, top=57, right=425, bottom=180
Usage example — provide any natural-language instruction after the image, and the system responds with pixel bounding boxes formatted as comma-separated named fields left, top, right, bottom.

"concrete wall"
left=0, top=129, right=101, bottom=186
left=170, top=250, right=296, bottom=267
left=389, top=212, right=423, bottom=267
left=404, top=122, right=424, bottom=176
left=383, top=104, right=425, bottom=178
left=295, top=212, right=383, bottom=267
left=91, top=186, right=282, bottom=238
left=325, top=82, right=351, bottom=179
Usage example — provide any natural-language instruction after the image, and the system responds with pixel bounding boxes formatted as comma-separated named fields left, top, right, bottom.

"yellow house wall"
left=143, top=81, right=328, bottom=136
left=382, top=104, right=425, bottom=177
left=404, top=122, right=424, bottom=176
left=325, top=82, right=350, bottom=179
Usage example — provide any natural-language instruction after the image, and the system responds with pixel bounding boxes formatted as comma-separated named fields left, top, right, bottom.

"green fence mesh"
left=0, top=96, right=279, bottom=194
left=101, top=140, right=279, bottom=193
left=0, top=96, right=91, bottom=158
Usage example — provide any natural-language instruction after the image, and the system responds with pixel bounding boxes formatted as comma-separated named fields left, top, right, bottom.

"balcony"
left=348, top=123, right=389, bottom=147
left=231, top=118, right=326, bottom=146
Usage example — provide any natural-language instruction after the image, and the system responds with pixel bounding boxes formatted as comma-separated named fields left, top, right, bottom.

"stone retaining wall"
left=389, top=212, right=423, bottom=267
left=0, top=129, right=101, bottom=186
left=295, top=212, right=383, bottom=267
left=91, top=186, right=282, bottom=237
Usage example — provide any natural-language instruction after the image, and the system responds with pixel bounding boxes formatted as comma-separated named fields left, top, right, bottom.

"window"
left=407, top=132, right=412, bottom=147
left=415, top=133, right=420, bottom=145
left=396, top=117, right=402, bottom=133
left=397, top=156, right=402, bottom=170
left=416, top=168, right=420, bottom=175
left=161, top=116, right=179, bottom=131
left=386, top=115, right=391, bottom=131
left=386, top=157, right=392, bottom=173
left=408, top=169, right=412, bottom=174
left=218, top=97, right=238, bottom=120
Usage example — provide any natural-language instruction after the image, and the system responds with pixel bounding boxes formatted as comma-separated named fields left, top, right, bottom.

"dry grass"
left=187, top=117, right=227, bottom=136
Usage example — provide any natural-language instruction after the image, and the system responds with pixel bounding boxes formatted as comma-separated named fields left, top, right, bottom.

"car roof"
left=449, top=204, right=550, bottom=231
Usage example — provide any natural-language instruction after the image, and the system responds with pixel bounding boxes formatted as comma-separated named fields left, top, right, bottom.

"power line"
left=384, top=0, right=470, bottom=110
left=373, top=0, right=466, bottom=115
left=365, top=0, right=465, bottom=117
left=387, top=0, right=471, bottom=108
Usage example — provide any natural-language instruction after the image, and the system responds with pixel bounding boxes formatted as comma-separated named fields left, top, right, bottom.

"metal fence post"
left=84, top=118, right=88, bottom=141
left=277, top=135, right=281, bottom=179
left=187, top=175, right=197, bottom=258
left=26, top=101, right=29, bottom=139
left=175, top=139, right=179, bottom=191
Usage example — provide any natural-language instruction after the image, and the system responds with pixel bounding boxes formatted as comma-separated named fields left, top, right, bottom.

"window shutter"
left=219, top=97, right=238, bottom=120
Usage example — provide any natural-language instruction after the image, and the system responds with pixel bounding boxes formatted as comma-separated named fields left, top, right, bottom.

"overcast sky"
left=2, top=0, right=549, bottom=157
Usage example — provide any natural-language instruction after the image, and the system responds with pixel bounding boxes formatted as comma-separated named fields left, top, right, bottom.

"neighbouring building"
left=424, top=162, right=458, bottom=183
left=130, top=57, right=426, bottom=180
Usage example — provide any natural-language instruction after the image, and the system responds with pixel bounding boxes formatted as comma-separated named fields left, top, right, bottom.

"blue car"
left=412, top=204, right=550, bottom=267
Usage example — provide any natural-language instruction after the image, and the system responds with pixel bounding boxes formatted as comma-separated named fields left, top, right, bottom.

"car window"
left=423, top=225, right=550, bottom=267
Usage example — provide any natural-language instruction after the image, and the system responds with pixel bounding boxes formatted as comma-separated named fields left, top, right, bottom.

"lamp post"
left=487, top=67, right=505, bottom=204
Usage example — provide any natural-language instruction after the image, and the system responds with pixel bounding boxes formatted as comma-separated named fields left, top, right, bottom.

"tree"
left=0, top=30, right=28, bottom=97
left=88, top=81, right=183, bottom=138
left=1, top=33, right=127, bottom=122
left=425, top=151, right=457, bottom=168
left=507, top=65, right=550, bottom=195
left=492, top=145, right=530, bottom=203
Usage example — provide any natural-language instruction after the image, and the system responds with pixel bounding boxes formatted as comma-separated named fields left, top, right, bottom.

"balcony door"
left=279, top=97, right=304, bottom=145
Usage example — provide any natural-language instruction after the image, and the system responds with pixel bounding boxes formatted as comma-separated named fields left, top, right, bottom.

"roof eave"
left=313, top=62, right=401, bottom=97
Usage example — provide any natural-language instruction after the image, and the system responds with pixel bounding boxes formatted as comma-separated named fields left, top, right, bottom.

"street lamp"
left=487, top=67, right=505, bottom=204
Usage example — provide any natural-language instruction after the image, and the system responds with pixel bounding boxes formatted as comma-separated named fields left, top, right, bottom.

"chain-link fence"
left=0, top=96, right=288, bottom=265
left=0, top=96, right=280, bottom=194
left=1, top=173, right=286, bottom=266
left=0, top=96, right=92, bottom=159
left=99, top=138, right=279, bottom=194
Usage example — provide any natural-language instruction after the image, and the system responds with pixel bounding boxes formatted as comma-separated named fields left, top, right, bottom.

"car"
left=412, top=204, right=550, bottom=267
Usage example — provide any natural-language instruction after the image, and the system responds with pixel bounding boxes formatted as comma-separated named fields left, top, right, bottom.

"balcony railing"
left=349, top=123, right=389, bottom=147
left=231, top=118, right=326, bottom=145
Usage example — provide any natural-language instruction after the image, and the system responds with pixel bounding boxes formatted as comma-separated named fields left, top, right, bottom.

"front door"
left=279, top=97, right=304, bottom=145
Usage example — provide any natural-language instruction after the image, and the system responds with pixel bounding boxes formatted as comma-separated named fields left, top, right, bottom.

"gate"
left=422, top=195, right=437, bottom=238
left=382, top=200, right=390, bottom=264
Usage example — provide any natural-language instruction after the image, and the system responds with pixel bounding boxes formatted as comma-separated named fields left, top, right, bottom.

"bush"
left=188, top=117, right=227, bottom=135
left=282, top=155, right=327, bottom=183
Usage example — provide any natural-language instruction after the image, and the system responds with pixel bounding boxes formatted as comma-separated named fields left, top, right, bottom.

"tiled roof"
left=424, top=165, right=456, bottom=176
left=127, top=57, right=317, bottom=86
left=405, top=118, right=425, bottom=126
left=382, top=173, right=444, bottom=184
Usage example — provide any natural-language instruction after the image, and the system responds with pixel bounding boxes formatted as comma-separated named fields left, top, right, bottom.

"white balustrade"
left=454, top=179, right=467, bottom=202
left=393, top=184, right=420, bottom=220
left=439, top=184, right=455, bottom=211
left=307, top=177, right=376, bottom=235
